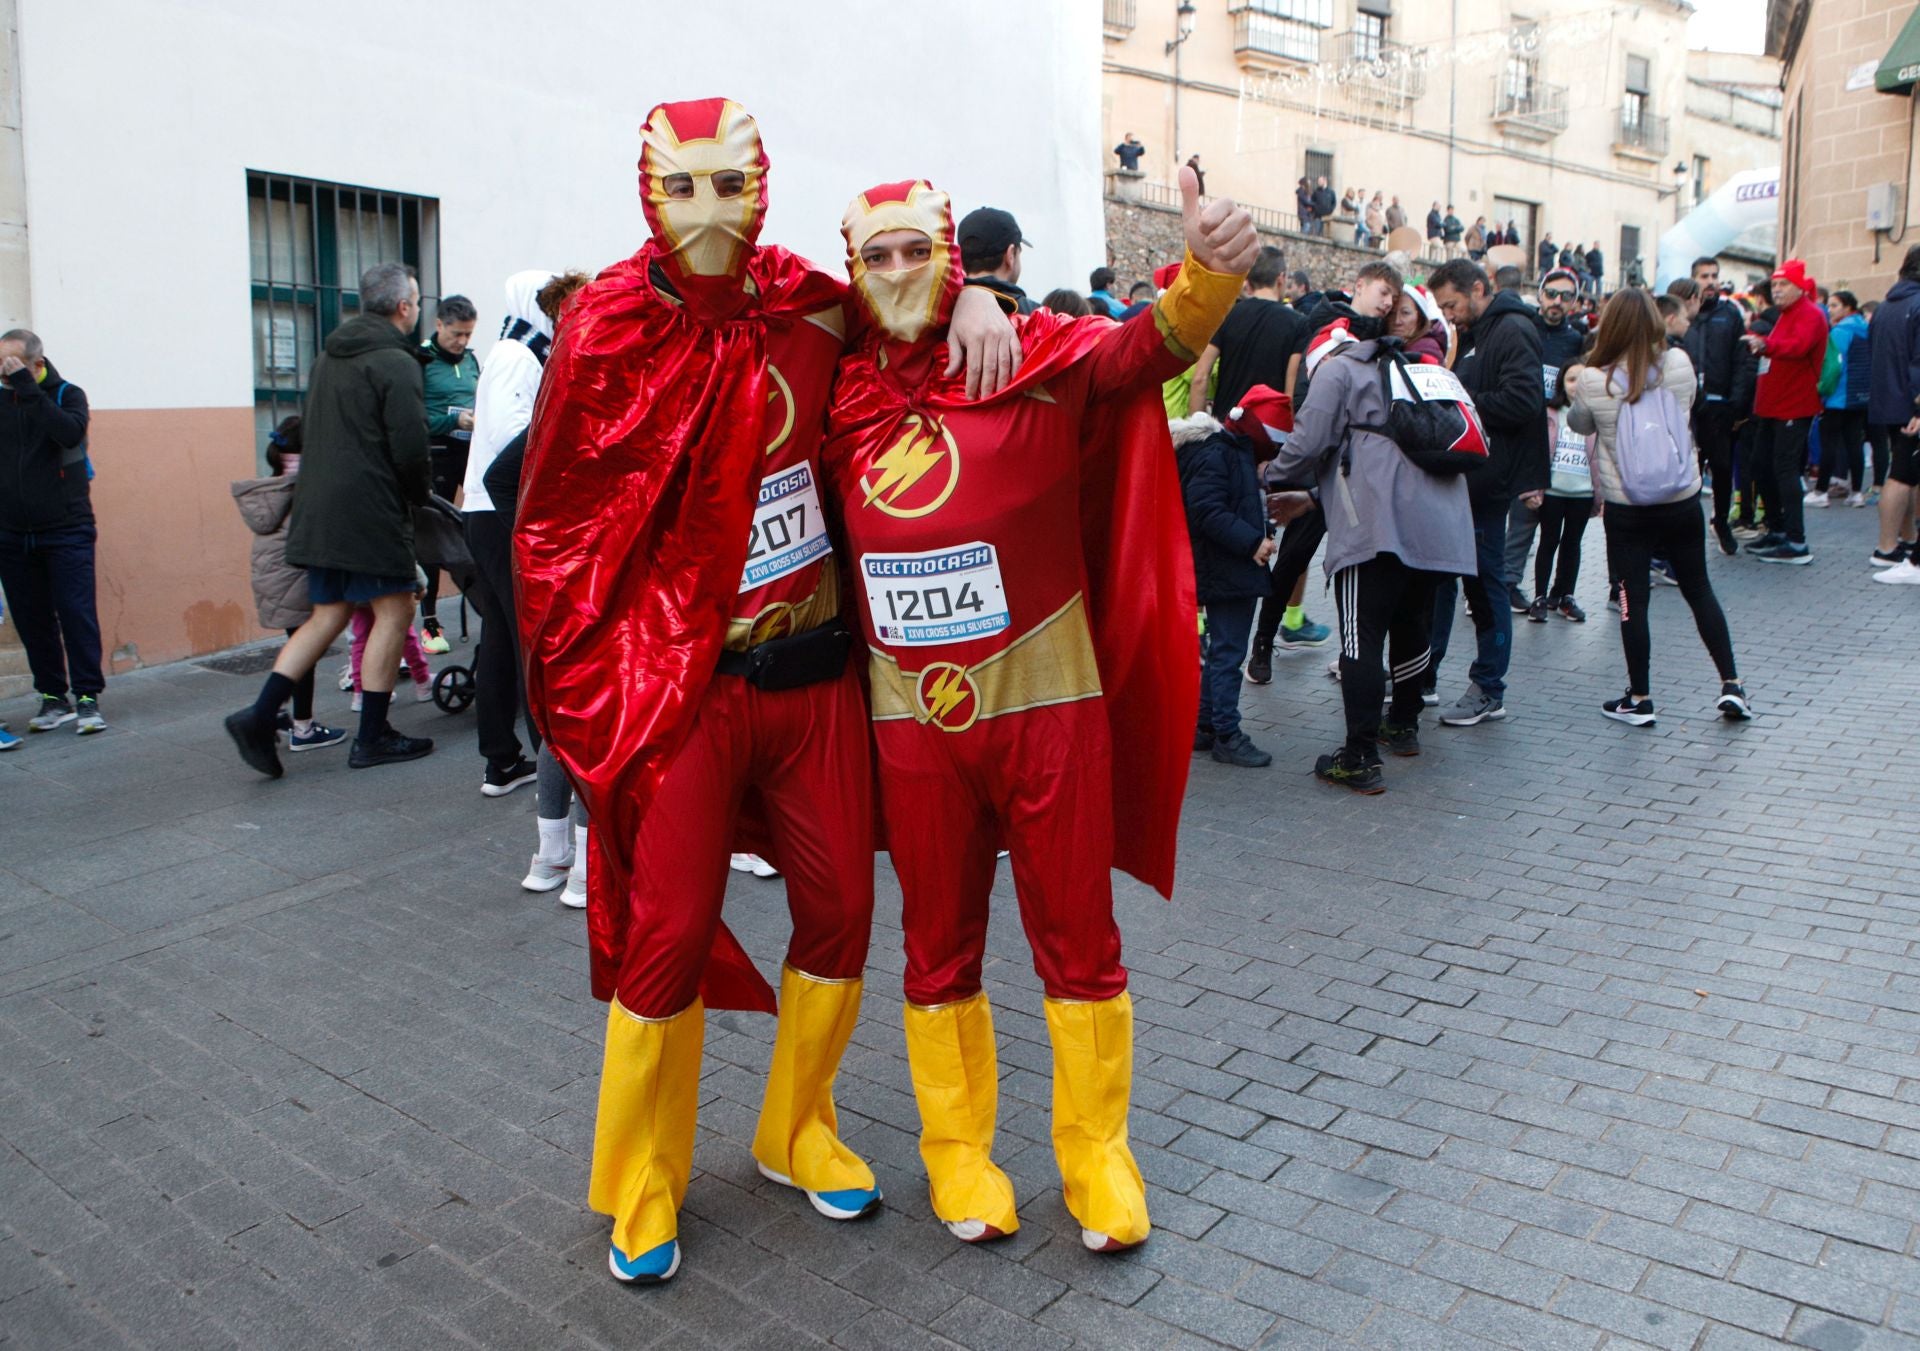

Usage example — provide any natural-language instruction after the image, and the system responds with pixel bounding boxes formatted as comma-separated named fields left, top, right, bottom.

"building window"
left=1623, top=53, right=1651, bottom=131
left=1692, top=154, right=1709, bottom=208
left=1355, top=12, right=1386, bottom=60
left=1620, top=224, right=1642, bottom=278
left=1305, top=148, right=1335, bottom=190
left=1492, top=196, right=1538, bottom=252
left=1233, top=0, right=1334, bottom=62
left=246, top=172, right=441, bottom=451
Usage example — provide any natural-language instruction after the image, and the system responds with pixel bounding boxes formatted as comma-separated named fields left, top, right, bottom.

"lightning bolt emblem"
left=862, top=418, right=951, bottom=513
left=922, top=666, right=971, bottom=724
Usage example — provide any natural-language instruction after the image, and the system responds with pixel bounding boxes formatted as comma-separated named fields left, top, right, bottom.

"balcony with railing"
left=1491, top=76, right=1570, bottom=139
left=1231, top=10, right=1327, bottom=68
left=1329, top=32, right=1429, bottom=106
left=1103, top=0, right=1136, bottom=41
left=1615, top=108, right=1671, bottom=158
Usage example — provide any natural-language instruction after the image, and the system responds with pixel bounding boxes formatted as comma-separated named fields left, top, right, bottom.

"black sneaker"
left=1716, top=681, right=1752, bottom=721
left=1525, top=596, right=1551, bottom=623
left=1746, top=532, right=1786, bottom=554
left=1314, top=747, right=1385, bottom=794
left=1244, top=643, right=1273, bottom=685
left=224, top=709, right=284, bottom=779
left=1210, top=732, right=1273, bottom=768
left=1601, top=692, right=1656, bottom=727
left=1712, top=520, right=1739, bottom=556
left=1419, top=684, right=1439, bottom=708
left=482, top=755, right=538, bottom=796
left=1509, top=590, right=1533, bottom=615
left=1754, top=541, right=1811, bottom=566
left=1194, top=725, right=1215, bottom=753
left=350, top=729, right=435, bottom=769
left=1375, top=722, right=1420, bottom=757
left=1556, top=596, right=1587, bottom=623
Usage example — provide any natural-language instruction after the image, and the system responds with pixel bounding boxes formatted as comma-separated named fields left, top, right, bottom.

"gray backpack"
left=1610, top=367, right=1695, bottom=505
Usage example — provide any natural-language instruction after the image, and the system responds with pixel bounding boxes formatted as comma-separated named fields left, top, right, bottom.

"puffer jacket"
left=231, top=474, right=311, bottom=629
left=1567, top=347, right=1700, bottom=506
left=1171, top=414, right=1270, bottom=603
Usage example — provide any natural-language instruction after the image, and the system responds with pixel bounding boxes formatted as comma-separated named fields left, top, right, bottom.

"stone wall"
left=1104, top=196, right=1430, bottom=294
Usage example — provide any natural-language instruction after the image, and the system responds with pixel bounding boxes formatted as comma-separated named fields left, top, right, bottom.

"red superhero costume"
left=820, top=180, right=1247, bottom=1252
left=514, top=99, right=882, bottom=1285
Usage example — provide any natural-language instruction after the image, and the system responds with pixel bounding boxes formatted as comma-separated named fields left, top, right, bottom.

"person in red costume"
left=513, top=98, right=1016, bottom=1287
left=1743, top=257, right=1829, bottom=565
left=820, top=167, right=1257, bottom=1254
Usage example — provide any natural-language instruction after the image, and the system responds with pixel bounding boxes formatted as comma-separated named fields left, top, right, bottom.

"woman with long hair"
left=1567, top=290, right=1750, bottom=726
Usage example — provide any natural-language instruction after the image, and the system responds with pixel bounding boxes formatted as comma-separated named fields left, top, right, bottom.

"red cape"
left=516, top=243, right=846, bottom=1012
left=829, top=309, right=1197, bottom=898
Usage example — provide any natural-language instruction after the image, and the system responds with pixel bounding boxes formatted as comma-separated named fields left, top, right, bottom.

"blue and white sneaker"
left=1277, top=617, right=1331, bottom=649
left=607, top=1238, right=680, bottom=1284
left=288, top=722, right=348, bottom=752
left=756, top=1161, right=882, bottom=1221
left=0, top=726, right=20, bottom=752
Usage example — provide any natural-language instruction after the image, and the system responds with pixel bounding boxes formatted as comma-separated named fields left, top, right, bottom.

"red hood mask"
left=638, top=97, right=769, bottom=321
left=842, top=180, right=964, bottom=345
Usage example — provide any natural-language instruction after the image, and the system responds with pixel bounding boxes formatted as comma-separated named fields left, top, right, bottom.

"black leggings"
left=1534, top=496, right=1591, bottom=600
left=1602, top=499, right=1738, bottom=697
left=1694, top=403, right=1737, bottom=528
left=1818, top=408, right=1868, bottom=491
left=1332, top=554, right=1441, bottom=758
left=284, top=628, right=314, bottom=721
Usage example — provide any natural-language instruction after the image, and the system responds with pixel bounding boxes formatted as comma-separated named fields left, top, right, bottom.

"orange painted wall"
left=88, top=407, right=265, bottom=671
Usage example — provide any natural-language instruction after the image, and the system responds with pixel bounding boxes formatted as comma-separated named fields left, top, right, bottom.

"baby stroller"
left=411, top=493, right=480, bottom=714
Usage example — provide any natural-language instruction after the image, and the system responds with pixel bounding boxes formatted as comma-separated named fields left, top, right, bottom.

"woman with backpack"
left=1814, top=290, right=1870, bottom=508
left=1568, top=290, right=1750, bottom=727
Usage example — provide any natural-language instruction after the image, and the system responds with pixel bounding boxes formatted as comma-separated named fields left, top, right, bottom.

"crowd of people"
left=6, top=102, right=1914, bottom=1300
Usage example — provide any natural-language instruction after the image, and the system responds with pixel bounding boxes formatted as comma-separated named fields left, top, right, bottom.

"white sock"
left=570, top=826, right=589, bottom=880
left=537, top=816, right=571, bottom=865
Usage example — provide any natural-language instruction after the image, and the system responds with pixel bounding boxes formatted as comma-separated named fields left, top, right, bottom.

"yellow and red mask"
left=638, top=98, right=769, bottom=317
left=842, top=180, right=964, bottom=345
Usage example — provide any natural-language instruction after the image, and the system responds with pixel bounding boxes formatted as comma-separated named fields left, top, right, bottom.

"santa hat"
left=1153, top=261, right=1182, bottom=290
left=1304, top=316, right=1359, bottom=377
left=1771, top=258, right=1815, bottom=292
left=1226, top=384, right=1293, bottom=449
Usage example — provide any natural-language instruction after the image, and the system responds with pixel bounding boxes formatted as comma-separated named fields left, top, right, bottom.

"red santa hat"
left=1304, top=316, right=1359, bottom=377
left=1153, top=261, right=1182, bottom=290
left=1226, top=384, right=1293, bottom=450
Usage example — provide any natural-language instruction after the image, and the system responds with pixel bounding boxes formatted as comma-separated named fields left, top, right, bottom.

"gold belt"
left=726, top=567, right=840, bottom=652
left=867, top=593, right=1102, bottom=733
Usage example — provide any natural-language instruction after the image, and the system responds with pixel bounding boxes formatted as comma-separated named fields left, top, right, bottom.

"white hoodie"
left=462, top=270, right=556, bottom=513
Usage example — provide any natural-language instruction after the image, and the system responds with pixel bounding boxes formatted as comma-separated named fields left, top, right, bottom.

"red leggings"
left=618, top=664, right=874, bottom=1018
left=876, top=698, right=1126, bottom=1007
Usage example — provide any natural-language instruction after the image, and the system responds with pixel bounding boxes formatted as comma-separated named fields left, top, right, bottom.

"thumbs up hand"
left=1179, top=165, right=1259, bottom=277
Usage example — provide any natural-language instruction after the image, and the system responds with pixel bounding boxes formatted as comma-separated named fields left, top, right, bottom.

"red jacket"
left=1754, top=296, right=1829, bottom=420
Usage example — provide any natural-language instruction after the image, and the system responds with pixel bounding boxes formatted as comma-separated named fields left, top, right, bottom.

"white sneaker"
left=337, top=661, right=354, bottom=692
left=562, top=826, right=588, bottom=908
left=1848, top=493, right=1868, bottom=508
left=521, top=855, right=570, bottom=893
left=413, top=679, right=434, bottom=704
left=1804, top=490, right=1830, bottom=507
left=729, top=852, right=779, bottom=879
left=350, top=691, right=363, bottom=712
left=1873, top=559, right=1920, bottom=585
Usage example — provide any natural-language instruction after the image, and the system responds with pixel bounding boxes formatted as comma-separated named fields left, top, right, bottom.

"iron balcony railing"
left=1618, top=108, right=1671, bottom=154
left=1329, top=32, right=1429, bottom=104
left=1491, top=76, right=1571, bottom=134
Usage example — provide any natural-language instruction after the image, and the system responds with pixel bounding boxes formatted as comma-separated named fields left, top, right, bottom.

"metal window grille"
left=1304, top=149, right=1335, bottom=188
left=246, top=171, right=441, bottom=458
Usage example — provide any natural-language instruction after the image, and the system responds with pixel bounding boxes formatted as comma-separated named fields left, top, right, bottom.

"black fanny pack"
left=712, top=619, right=853, bottom=691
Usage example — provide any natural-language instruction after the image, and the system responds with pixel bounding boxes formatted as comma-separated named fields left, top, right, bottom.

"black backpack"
left=1345, top=342, right=1490, bottom=478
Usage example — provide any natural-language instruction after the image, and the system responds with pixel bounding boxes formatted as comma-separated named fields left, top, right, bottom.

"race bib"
left=1550, top=420, right=1591, bottom=478
left=1543, top=365, right=1560, bottom=400
left=741, top=463, right=831, bottom=593
left=861, top=542, right=1010, bottom=646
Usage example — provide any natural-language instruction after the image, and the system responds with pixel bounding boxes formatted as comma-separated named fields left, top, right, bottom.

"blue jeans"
left=1200, top=597, right=1258, bottom=739
left=0, top=522, right=105, bottom=699
left=1429, top=501, right=1511, bottom=701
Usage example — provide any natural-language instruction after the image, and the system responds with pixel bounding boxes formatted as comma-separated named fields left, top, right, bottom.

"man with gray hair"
left=225, top=261, right=435, bottom=776
left=0, top=327, right=105, bottom=734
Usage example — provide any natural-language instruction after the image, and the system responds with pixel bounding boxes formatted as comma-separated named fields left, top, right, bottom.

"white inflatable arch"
left=1656, top=167, right=1780, bottom=290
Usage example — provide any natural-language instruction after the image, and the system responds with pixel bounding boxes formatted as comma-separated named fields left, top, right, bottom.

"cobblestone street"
left=3, top=504, right=1919, bottom=1350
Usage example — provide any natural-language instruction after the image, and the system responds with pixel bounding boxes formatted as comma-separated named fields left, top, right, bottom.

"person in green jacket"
left=224, top=262, right=435, bottom=778
left=419, top=294, right=479, bottom=650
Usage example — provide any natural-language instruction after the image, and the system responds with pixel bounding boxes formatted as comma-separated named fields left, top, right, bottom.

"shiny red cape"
left=830, top=309, right=1198, bottom=898
left=516, top=243, right=846, bottom=1012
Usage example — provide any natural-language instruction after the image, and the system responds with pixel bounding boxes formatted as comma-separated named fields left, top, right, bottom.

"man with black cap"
left=958, top=207, right=1036, bottom=314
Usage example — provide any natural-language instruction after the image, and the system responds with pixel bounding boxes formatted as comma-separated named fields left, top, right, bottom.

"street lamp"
left=1168, top=1, right=1197, bottom=188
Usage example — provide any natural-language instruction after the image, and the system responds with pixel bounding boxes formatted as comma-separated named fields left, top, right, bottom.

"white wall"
left=17, top=0, right=1103, bottom=410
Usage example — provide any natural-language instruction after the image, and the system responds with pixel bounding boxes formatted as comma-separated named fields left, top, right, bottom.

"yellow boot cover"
left=752, top=966, right=877, bottom=1195
left=1045, top=992, right=1150, bottom=1247
left=903, top=993, right=1019, bottom=1234
left=588, top=998, right=704, bottom=1260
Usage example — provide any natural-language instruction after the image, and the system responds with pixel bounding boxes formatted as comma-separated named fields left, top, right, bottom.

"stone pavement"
left=3, top=504, right=1920, bottom=1351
